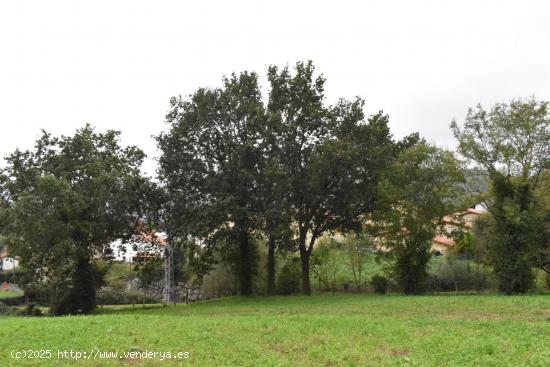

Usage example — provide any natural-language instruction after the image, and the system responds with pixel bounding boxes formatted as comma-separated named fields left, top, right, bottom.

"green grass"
left=2, top=294, right=550, bottom=366
left=0, top=290, right=23, bottom=299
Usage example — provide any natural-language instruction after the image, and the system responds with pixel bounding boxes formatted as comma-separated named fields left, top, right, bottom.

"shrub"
left=0, top=304, right=18, bottom=316
left=311, top=239, right=341, bottom=292
left=429, top=258, right=496, bottom=292
left=20, top=302, right=43, bottom=316
left=370, top=275, right=389, bottom=294
left=0, top=270, right=26, bottom=284
left=0, top=302, right=43, bottom=316
left=0, top=294, right=25, bottom=306
left=23, top=285, right=49, bottom=305
left=96, top=287, right=158, bottom=305
left=200, top=258, right=239, bottom=299
left=276, top=259, right=301, bottom=295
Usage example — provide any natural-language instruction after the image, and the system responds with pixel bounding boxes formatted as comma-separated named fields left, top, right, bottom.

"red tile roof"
left=433, top=235, right=455, bottom=246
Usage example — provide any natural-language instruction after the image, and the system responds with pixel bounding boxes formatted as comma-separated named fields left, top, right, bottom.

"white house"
left=107, top=231, right=167, bottom=263
left=0, top=247, right=20, bottom=271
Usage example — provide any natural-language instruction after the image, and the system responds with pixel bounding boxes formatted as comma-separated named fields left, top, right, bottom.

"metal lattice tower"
left=163, top=244, right=174, bottom=303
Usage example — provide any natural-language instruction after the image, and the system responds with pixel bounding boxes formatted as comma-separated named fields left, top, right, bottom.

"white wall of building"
left=0, top=257, right=19, bottom=271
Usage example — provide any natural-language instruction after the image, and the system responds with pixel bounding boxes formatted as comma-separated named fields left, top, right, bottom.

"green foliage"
left=22, top=302, right=43, bottom=316
left=259, top=143, right=294, bottom=295
left=451, top=231, right=475, bottom=257
left=157, top=72, right=266, bottom=296
left=338, top=233, right=374, bottom=291
left=370, top=275, right=389, bottom=294
left=375, top=143, right=466, bottom=294
left=97, top=288, right=157, bottom=306
left=429, top=257, right=496, bottom=292
left=0, top=269, right=25, bottom=284
left=134, top=258, right=163, bottom=289
left=199, top=253, right=239, bottom=299
left=158, top=61, right=397, bottom=296
left=311, top=239, right=341, bottom=292
left=452, top=98, right=550, bottom=293
left=267, top=61, right=396, bottom=294
left=197, top=234, right=393, bottom=295
left=49, top=256, right=107, bottom=315
left=532, top=171, right=550, bottom=276
left=97, top=262, right=159, bottom=305
left=0, top=125, right=150, bottom=314
left=276, top=258, right=302, bottom=295
left=0, top=302, right=42, bottom=316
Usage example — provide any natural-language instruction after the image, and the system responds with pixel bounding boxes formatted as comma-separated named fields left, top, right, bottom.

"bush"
left=97, top=287, right=158, bottom=305
left=200, top=258, right=239, bottom=299
left=95, top=261, right=160, bottom=305
left=311, top=239, right=342, bottom=292
left=21, top=302, right=43, bottom=316
left=429, top=258, right=496, bottom=292
left=532, top=269, right=550, bottom=293
left=23, top=285, right=49, bottom=305
left=276, top=259, right=301, bottom=295
left=0, top=304, right=19, bottom=316
left=0, top=270, right=26, bottom=284
left=0, top=294, right=25, bottom=306
left=0, top=302, right=43, bottom=316
left=370, top=275, right=389, bottom=294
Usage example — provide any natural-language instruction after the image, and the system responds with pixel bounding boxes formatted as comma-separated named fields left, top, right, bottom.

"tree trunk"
left=68, top=252, right=97, bottom=314
left=297, top=224, right=316, bottom=295
left=299, top=243, right=311, bottom=295
left=238, top=227, right=253, bottom=296
left=267, top=236, right=276, bottom=295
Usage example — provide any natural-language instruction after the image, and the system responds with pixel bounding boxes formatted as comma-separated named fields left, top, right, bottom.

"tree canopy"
left=452, top=98, right=550, bottom=293
left=374, top=143, right=465, bottom=294
left=157, top=72, right=267, bottom=295
left=0, top=125, right=151, bottom=313
left=266, top=61, right=398, bottom=294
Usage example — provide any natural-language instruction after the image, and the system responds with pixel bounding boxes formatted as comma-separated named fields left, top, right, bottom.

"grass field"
left=0, top=290, right=23, bottom=299
left=1, top=294, right=550, bottom=366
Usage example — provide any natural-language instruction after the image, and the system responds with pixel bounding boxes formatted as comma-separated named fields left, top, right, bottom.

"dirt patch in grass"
left=390, top=349, right=411, bottom=357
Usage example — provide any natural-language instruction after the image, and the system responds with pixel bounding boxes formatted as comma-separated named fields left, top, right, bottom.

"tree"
left=267, top=61, right=395, bottom=294
left=339, top=233, right=373, bottom=291
left=532, top=171, right=550, bottom=275
left=452, top=98, right=550, bottom=293
left=135, top=258, right=164, bottom=291
left=157, top=72, right=266, bottom=296
left=311, top=238, right=341, bottom=292
left=0, top=125, right=150, bottom=314
left=258, top=155, right=293, bottom=295
left=375, top=144, right=465, bottom=294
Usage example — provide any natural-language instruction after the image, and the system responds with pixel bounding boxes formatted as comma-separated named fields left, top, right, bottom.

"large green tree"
left=157, top=72, right=266, bottom=296
left=0, top=125, right=150, bottom=314
left=374, top=143, right=465, bottom=294
left=267, top=61, right=396, bottom=294
left=533, top=171, right=550, bottom=275
left=259, top=156, right=293, bottom=295
left=452, top=98, right=549, bottom=293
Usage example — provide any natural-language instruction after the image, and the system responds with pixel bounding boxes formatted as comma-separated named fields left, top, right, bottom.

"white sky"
left=1, top=0, right=549, bottom=176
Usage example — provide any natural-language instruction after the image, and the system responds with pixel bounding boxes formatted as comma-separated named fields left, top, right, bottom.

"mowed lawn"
left=2, top=295, right=550, bottom=366
left=0, top=290, right=23, bottom=299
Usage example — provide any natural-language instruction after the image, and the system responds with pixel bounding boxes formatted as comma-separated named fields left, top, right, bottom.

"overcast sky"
left=1, top=0, right=549, bottom=175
